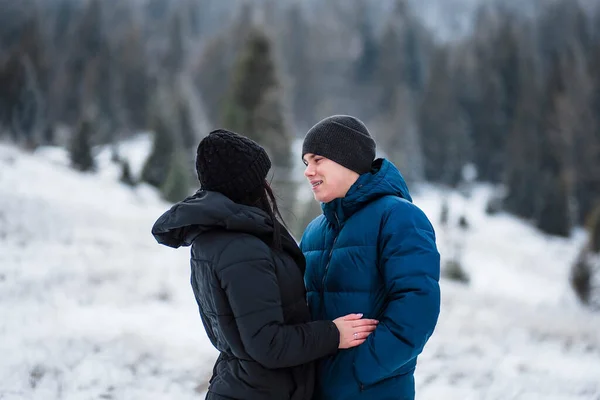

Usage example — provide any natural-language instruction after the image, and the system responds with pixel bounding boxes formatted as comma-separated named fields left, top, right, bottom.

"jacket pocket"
left=353, top=366, right=399, bottom=392
left=352, top=354, right=415, bottom=395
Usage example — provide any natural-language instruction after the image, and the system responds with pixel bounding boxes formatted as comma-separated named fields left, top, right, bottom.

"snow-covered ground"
left=1, top=135, right=599, bottom=399
left=413, top=185, right=600, bottom=400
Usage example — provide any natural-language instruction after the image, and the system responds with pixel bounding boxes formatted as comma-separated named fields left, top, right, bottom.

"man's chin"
left=314, top=194, right=333, bottom=203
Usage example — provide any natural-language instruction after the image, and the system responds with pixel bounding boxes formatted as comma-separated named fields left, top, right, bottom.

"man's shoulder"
left=360, top=195, right=415, bottom=217
left=362, top=195, right=434, bottom=231
left=373, top=194, right=412, bottom=208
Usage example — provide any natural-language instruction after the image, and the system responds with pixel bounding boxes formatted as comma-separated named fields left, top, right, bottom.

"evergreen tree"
left=141, top=78, right=202, bottom=193
left=376, top=22, right=404, bottom=111
left=468, top=12, right=520, bottom=183
left=535, top=55, right=570, bottom=237
left=403, top=20, right=425, bottom=95
left=160, top=147, right=193, bottom=203
left=117, top=23, right=150, bottom=130
left=221, top=27, right=295, bottom=226
left=280, top=4, right=314, bottom=129
left=0, top=12, right=47, bottom=147
left=69, top=118, right=95, bottom=172
left=174, top=90, right=199, bottom=152
left=51, top=0, right=75, bottom=46
left=120, top=159, right=136, bottom=187
left=194, top=3, right=253, bottom=125
left=375, top=86, right=424, bottom=184
left=163, top=11, right=186, bottom=76
left=353, top=0, right=378, bottom=84
left=220, top=27, right=292, bottom=166
left=536, top=171, right=571, bottom=237
left=570, top=203, right=600, bottom=308
left=141, top=108, right=174, bottom=188
left=419, top=47, right=470, bottom=185
left=504, top=29, right=543, bottom=219
left=60, top=0, right=104, bottom=126
left=568, top=46, right=600, bottom=225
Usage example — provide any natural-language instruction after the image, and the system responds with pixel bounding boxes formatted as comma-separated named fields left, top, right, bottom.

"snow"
left=1, top=136, right=599, bottom=399
left=412, top=185, right=600, bottom=399
left=0, top=136, right=216, bottom=399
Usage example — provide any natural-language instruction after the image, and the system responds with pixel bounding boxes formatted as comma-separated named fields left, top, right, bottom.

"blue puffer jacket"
left=300, top=159, right=441, bottom=400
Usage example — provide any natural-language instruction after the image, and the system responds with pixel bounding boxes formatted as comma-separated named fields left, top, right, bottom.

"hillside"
left=1, top=137, right=599, bottom=399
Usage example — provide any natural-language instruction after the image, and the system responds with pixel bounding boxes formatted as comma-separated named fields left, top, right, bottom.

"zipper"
left=321, top=213, right=341, bottom=296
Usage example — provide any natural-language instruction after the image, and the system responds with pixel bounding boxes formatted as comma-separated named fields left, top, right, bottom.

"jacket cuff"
left=320, top=320, right=340, bottom=355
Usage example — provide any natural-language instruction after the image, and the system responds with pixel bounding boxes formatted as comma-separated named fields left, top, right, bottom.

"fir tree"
left=119, top=159, right=136, bottom=187
left=535, top=55, right=571, bottom=237
left=570, top=203, right=600, bottom=308
left=69, top=118, right=95, bottom=172
left=141, top=109, right=173, bottom=189
left=419, top=47, right=470, bottom=185
left=221, top=27, right=295, bottom=227
left=220, top=28, right=292, bottom=166
left=160, top=147, right=193, bottom=203
left=503, top=30, right=543, bottom=220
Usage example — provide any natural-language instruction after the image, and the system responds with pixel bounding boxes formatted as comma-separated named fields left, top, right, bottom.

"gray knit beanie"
left=302, top=115, right=376, bottom=174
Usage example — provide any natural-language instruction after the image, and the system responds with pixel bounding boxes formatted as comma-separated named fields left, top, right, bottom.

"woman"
left=152, top=129, right=378, bottom=400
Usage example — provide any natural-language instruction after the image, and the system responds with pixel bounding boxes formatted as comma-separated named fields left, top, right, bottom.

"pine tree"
left=377, top=86, right=424, bottom=184
left=70, top=118, right=95, bottom=172
left=280, top=4, right=314, bottom=129
left=163, top=11, right=186, bottom=76
left=353, top=0, right=378, bottom=84
left=118, top=23, right=149, bottom=130
left=221, top=27, right=295, bottom=224
left=535, top=55, right=571, bottom=237
left=419, top=47, right=470, bottom=185
left=570, top=203, right=600, bottom=308
left=376, top=22, right=403, bottom=111
left=504, top=29, right=543, bottom=220
left=60, top=0, right=104, bottom=126
left=468, top=13, right=520, bottom=183
left=194, top=4, right=253, bottom=125
left=221, top=27, right=292, bottom=165
left=377, top=0, right=426, bottom=98
left=174, top=90, right=199, bottom=152
left=141, top=109, right=174, bottom=188
left=120, top=159, right=136, bottom=187
left=536, top=172, right=570, bottom=237
left=160, top=147, right=193, bottom=203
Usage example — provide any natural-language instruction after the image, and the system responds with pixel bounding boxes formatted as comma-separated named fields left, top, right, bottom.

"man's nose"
left=304, top=164, right=314, bottom=177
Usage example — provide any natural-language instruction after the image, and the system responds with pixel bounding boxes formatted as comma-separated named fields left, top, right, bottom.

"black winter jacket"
left=152, top=190, right=340, bottom=400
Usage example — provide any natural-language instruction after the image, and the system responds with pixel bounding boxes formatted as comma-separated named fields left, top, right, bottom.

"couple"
left=152, top=115, right=441, bottom=400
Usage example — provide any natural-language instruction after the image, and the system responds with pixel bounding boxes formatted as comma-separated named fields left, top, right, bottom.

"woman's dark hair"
left=239, top=180, right=288, bottom=250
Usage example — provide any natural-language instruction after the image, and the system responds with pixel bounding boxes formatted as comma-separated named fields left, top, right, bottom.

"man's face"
left=303, top=153, right=359, bottom=203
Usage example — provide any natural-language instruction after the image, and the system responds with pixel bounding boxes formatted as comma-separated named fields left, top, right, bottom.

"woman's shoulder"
left=193, top=229, right=272, bottom=268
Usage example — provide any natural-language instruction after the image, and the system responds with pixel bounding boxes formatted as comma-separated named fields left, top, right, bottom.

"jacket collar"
left=322, top=159, right=412, bottom=227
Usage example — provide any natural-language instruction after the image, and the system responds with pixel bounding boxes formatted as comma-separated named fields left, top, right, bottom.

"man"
left=300, top=115, right=441, bottom=400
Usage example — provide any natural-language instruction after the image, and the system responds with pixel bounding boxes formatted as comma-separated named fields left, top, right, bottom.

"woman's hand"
left=333, top=313, right=379, bottom=349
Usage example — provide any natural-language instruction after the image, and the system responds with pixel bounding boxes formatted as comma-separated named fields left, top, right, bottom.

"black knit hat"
left=302, top=115, right=376, bottom=174
left=196, top=129, right=271, bottom=202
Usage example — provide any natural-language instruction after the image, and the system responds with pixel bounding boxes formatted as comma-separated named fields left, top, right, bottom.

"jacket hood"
left=322, top=158, right=412, bottom=225
left=152, top=190, right=273, bottom=248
